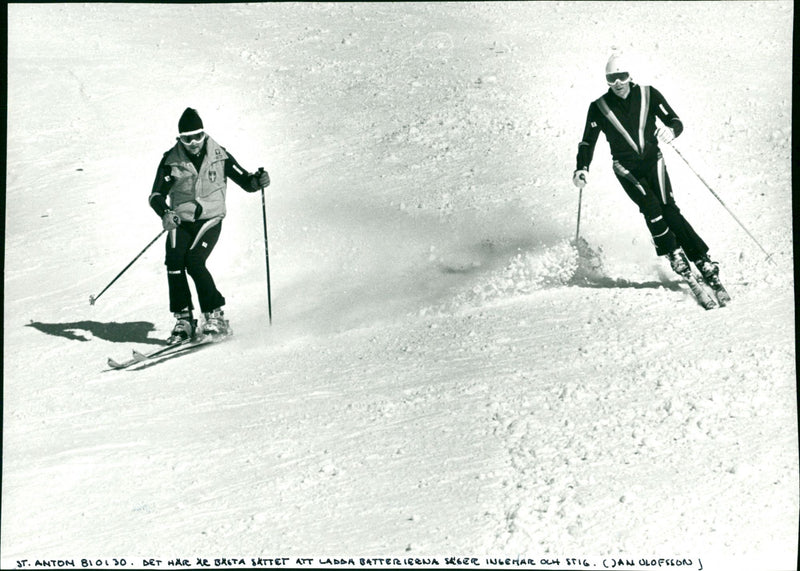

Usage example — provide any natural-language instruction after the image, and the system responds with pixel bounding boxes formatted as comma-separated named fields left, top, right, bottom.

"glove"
left=249, top=167, right=270, bottom=191
left=162, top=210, right=179, bottom=231
left=257, top=168, right=270, bottom=189
left=656, top=125, right=675, bottom=144
left=572, top=169, right=588, bottom=189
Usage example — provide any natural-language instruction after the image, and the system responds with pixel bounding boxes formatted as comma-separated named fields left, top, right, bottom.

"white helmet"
left=605, top=53, right=631, bottom=85
left=605, top=53, right=628, bottom=75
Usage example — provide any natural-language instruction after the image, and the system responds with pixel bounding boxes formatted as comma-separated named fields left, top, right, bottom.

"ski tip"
left=132, top=350, right=148, bottom=362
left=700, top=296, right=718, bottom=310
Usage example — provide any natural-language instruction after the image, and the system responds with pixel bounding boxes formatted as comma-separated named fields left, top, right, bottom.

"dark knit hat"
left=178, top=108, right=203, bottom=134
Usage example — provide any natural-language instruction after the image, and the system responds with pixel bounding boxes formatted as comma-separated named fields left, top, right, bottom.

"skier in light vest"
left=573, top=53, right=727, bottom=303
left=149, top=107, right=271, bottom=344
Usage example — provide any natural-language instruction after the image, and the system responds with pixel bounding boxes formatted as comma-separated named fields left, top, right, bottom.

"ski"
left=107, top=334, right=224, bottom=370
left=678, top=269, right=718, bottom=310
left=131, top=337, right=215, bottom=363
left=108, top=338, right=196, bottom=370
left=699, top=274, right=731, bottom=307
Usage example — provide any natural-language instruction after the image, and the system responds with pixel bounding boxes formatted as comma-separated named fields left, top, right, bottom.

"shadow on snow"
left=27, top=320, right=165, bottom=345
left=570, top=276, right=683, bottom=291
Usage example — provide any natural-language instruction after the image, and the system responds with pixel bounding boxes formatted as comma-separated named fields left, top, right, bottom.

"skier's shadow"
left=570, top=276, right=683, bottom=291
left=27, top=320, right=166, bottom=345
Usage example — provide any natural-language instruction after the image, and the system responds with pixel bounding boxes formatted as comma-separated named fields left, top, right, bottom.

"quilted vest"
left=163, top=136, right=229, bottom=221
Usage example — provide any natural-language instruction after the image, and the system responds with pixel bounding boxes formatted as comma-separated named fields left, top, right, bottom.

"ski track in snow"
left=3, top=3, right=797, bottom=569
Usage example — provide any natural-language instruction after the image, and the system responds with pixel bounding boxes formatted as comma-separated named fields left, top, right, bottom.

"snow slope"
left=3, top=2, right=797, bottom=570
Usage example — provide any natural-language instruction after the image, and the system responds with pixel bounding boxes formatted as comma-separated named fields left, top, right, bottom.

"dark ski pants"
left=165, top=218, right=225, bottom=314
left=613, top=153, right=709, bottom=260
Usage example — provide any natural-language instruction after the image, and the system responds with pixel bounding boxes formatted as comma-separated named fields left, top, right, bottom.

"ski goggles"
left=179, top=129, right=206, bottom=144
left=606, top=72, right=631, bottom=86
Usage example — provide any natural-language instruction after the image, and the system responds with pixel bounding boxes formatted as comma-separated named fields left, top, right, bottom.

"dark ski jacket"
left=149, top=136, right=261, bottom=222
left=576, top=83, right=684, bottom=173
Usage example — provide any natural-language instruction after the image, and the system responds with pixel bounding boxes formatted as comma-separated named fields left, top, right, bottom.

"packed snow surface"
left=3, top=3, right=797, bottom=570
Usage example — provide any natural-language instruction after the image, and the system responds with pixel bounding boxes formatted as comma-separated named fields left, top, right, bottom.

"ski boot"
left=694, top=255, right=730, bottom=306
left=201, top=308, right=230, bottom=337
left=167, top=311, right=197, bottom=345
left=666, top=248, right=691, bottom=275
left=666, top=248, right=717, bottom=310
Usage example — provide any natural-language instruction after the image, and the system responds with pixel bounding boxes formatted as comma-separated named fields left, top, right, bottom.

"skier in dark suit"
left=149, top=108, right=271, bottom=344
left=573, top=53, right=725, bottom=298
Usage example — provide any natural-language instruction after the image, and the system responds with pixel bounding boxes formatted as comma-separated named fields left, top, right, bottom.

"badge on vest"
left=208, top=170, right=217, bottom=182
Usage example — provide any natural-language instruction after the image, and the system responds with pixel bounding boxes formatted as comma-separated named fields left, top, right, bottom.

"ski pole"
left=259, top=169, right=273, bottom=324
left=89, top=228, right=167, bottom=305
left=574, top=186, right=583, bottom=244
left=667, top=142, right=775, bottom=265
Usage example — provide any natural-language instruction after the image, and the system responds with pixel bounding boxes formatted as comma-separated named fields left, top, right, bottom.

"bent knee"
left=165, top=252, right=185, bottom=270
left=184, top=256, right=210, bottom=276
left=661, top=203, right=683, bottom=219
